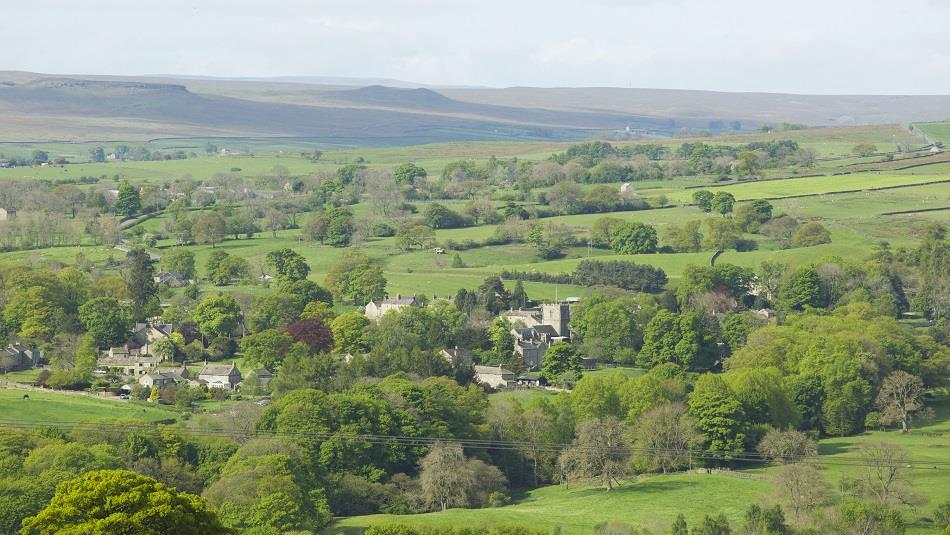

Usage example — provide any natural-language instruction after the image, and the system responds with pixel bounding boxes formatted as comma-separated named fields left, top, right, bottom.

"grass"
left=488, top=388, right=558, bottom=407
left=585, top=367, right=645, bottom=380
left=336, top=393, right=950, bottom=535
left=0, top=387, right=177, bottom=425
left=811, top=392, right=950, bottom=533
left=330, top=473, right=771, bottom=535
left=913, top=122, right=950, bottom=145
left=667, top=172, right=950, bottom=202
left=0, top=368, right=42, bottom=383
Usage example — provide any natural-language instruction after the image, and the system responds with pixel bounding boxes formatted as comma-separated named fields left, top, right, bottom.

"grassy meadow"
left=336, top=393, right=950, bottom=535
left=0, top=123, right=949, bottom=533
left=331, top=473, right=771, bottom=535
left=3, top=124, right=950, bottom=299
left=0, top=387, right=177, bottom=425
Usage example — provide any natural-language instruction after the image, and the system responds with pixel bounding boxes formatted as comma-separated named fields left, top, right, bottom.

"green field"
left=331, top=473, right=771, bottom=535
left=336, top=393, right=950, bottom=535
left=667, top=173, right=949, bottom=202
left=914, top=122, right=950, bottom=145
left=0, top=387, right=177, bottom=425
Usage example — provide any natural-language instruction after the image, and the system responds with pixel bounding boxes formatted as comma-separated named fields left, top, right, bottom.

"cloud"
left=311, top=16, right=383, bottom=33
left=531, top=38, right=654, bottom=67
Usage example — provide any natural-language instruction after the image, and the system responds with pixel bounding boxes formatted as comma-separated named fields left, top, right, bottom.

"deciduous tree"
left=21, top=470, right=230, bottom=534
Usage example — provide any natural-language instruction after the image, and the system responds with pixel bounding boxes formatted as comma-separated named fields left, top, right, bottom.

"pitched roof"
left=199, top=363, right=240, bottom=376
left=474, top=365, right=513, bottom=376
left=532, top=325, right=559, bottom=337
left=441, top=347, right=472, bottom=359
left=372, top=294, right=419, bottom=306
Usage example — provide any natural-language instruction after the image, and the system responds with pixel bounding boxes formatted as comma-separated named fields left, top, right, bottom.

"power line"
left=2, top=420, right=948, bottom=472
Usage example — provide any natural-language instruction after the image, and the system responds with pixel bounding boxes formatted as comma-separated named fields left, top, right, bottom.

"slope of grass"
left=914, top=122, right=950, bottom=145
left=336, top=394, right=950, bottom=535
left=330, top=473, right=771, bottom=535
left=0, top=387, right=177, bottom=425
left=668, top=173, right=948, bottom=202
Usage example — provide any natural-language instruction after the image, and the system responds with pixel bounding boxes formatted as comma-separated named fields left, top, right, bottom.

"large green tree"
left=688, top=374, right=747, bottom=458
left=393, top=162, right=427, bottom=185
left=638, top=310, right=717, bottom=371
left=540, top=342, right=583, bottom=385
left=324, top=207, right=354, bottom=247
left=710, top=191, right=736, bottom=216
left=114, top=180, right=141, bottom=219
left=610, top=222, right=658, bottom=255
left=240, top=329, right=294, bottom=372
left=193, top=293, right=243, bottom=339
left=265, top=248, right=311, bottom=282
left=161, top=249, right=196, bottom=280
left=325, top=250, right=387, bottom=304
left=78, top=297, right=132, bottom=349
left=125, top=249, right=159, bottom=321
left=21, top=470, right=231, bottom=534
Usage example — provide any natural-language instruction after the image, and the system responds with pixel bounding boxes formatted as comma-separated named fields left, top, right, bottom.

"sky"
left=3, top=0, right=950, bottom=94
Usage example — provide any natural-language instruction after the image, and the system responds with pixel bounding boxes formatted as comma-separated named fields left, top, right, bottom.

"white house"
left=198, top=362, right=242, bottom=390
left=474, top=365, right=515, bottom=389
left=364, top=295, right=421, bottom=321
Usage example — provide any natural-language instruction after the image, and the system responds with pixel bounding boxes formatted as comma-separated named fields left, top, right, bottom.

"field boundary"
left=880, top=206, right=950, bottom=216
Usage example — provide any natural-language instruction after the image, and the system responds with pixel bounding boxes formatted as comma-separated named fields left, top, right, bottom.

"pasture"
left=335, top=393, right=950, bottom=535
left=330, top=473, right=771, bottom=535
left=0, top=387, right=177, bottom=425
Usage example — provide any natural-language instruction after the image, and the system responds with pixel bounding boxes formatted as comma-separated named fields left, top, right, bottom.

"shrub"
left=791, top=222, right=831, bottom=247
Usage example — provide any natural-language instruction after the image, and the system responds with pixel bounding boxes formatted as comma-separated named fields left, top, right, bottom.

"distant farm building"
left=474, top=365, right=515, bottom=389
left=364, top=295, right=421, bottom=321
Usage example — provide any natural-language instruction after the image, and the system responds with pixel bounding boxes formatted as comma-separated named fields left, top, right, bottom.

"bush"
left=734, top=238, right=759, bottom=252
left=487, top=491, right=510, bottom=508
left=502, top=259, right=667, bottom=293
left=371, top=222, right=396, bottom=237
left=791, top=222, right=831, bottom=247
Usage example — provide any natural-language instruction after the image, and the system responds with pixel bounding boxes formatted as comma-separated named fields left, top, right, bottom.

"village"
left=2, top=268, right=586, bottom=404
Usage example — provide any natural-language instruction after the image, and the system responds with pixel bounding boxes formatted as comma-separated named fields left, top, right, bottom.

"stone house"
left=0, top=343, right=42, bottom=372
left=364, top=295, right=421, bottom=321
left=132, top=320, right=175, bottom=355
left=98, top=345, right=164, bottom=376
left=474, top=365, right=515, bottom=389
left=198, top=362, right=242, bottom=390
left=138, top=366, right=193, bottom=390
left=439, top=347, right=473, bottom=367
left=244, top=368, right=273, bottom=388
left=154, top=271, right=188, bottom=288
left=503, top=302, right=573, bottom=370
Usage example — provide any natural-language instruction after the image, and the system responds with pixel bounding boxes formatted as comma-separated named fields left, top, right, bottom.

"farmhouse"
left=440, top=347, right=473, bottom=366
left=138, top=366, right=193, bottom=390
left=502, top=302, right=571, bottom=337
left=244, top=368, right=273, bottom=388
left=512, top=325, right=569, bottom=370
left=364, top=294, right=421, bottom=321
left=154, top=271, right=188, bottom=288
left=198, top=362, right=242, bottom=390
left=98, top=345, right=165, bottom=376
left=474, top=365, right=515, bottom=389
left=0, top=343, right=42, bottom=372
left=515, top=375, right=543, bottom=387
left=0, top=208, right=16, bottom=221
left=132, top=320, right=175, bottom=353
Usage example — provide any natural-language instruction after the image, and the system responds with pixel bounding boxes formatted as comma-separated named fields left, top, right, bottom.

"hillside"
left=0, top=77, right=597, bottom=144
left=4, top=71, right=950, bottom=144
